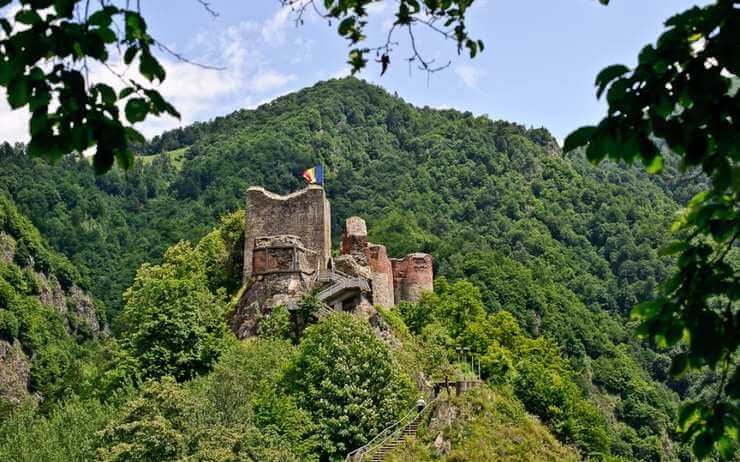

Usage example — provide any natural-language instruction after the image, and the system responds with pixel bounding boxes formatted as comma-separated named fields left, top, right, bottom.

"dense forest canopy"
left=1, top=78, right=732, bottom=460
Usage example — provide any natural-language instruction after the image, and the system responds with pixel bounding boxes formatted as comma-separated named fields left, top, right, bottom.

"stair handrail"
left=345, top=396, right=438, bottom=462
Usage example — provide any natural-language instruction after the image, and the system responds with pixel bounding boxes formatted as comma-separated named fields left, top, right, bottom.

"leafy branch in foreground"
left=564, top=1, right=738, bottom=458
left=282, top=0, right=483, bottom=76
left=0, top=0, right=179, bottom=173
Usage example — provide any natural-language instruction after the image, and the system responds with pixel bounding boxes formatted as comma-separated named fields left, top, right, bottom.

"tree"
left=118, top=241, right=229, bottom=382
left=564, top=1, right=738, bottom=458
left=282, top=312, right=415, bottom=459
left=96, top=378, right=192, bottom=462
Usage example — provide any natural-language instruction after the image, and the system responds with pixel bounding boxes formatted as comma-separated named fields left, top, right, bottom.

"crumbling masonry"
left=229, top=185, right=433, bottom=338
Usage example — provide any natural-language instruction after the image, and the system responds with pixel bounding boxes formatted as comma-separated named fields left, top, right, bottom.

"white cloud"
left=0, top=96, right=29, bottom=144
left=455, top=64, right=485, bottom=89
left=249, top=69, right=296, bottom=92
left=367, top=2, right=388, bottom=16
left=0, top=2, right=314, bottom=141
left=261, top=4, right=293, bottom=44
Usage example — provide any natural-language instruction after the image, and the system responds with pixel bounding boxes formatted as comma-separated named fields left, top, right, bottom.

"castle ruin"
left=230, top=185, right=433, bottom=338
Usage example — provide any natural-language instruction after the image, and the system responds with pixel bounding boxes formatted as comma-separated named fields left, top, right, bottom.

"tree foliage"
left=283, top=312, right=415, bottom=459
left=0, top=0, right=178, bottom=173
left=118, top=241, right=229, bottom=382
left=282, top=0, right=483, bottom=74
left=565, top=1, right=739, bottom=457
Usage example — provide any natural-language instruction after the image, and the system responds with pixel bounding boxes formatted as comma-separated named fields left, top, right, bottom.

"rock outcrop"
left=0, top=340, right=30, bottom=407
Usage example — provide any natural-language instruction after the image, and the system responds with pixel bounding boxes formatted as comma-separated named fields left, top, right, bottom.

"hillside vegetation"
left=0, top=78, right=723, bottom=460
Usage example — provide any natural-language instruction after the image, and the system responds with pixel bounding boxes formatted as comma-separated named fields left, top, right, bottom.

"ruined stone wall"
left=243, top=186, right=331, bottom=282
left=391, top=253, right=433, bottom=303
left=366, top=243, right=395, bottom=307
left=339, top=217, right=395, bottom=307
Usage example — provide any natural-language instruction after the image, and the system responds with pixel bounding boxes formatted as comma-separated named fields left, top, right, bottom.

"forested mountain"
left=0, top=197, right=105, bottom=413
left=0, top=77, right=721, bottom=460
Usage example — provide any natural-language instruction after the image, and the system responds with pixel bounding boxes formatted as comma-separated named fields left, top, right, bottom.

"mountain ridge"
left=0, top=76, right=709, bottom=459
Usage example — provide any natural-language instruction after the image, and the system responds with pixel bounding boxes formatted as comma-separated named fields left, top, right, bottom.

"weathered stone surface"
left=37, top=272, right=67, bottom=316
left=243, top=186, right=331, bottom=282
left=67, top=285, right=105, bottom=337
left=232, top=235, right=317, bottom=338
left=229, top=300, right=262, bottom=339
left=344, top=216, right=367, bottom=237
left=340, top=233, right=369, bottom=266
left=0, top=232, right=15, bottom=263
left=333, top=255, right=372, bottom=279
left=366, top=244, right=395, bottom=307
left=253, top=235, right=318, bottom=275
left=391, top=253, right=434, bottom=303
left=0, top=339, right=30, bottom=407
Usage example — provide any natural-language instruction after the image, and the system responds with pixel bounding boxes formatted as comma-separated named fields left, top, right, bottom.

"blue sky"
left=0, top=0, right=711, bottom=143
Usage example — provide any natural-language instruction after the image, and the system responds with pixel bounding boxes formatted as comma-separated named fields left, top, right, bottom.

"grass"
left=139, top=147, right=188, bottom=170
left=385, top=386, right=581, bottom=462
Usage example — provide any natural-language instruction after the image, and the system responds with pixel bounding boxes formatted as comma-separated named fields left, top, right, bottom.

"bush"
left=259, top=305, right=293, bottom=340
left=0, top=309, right=19, bottom=339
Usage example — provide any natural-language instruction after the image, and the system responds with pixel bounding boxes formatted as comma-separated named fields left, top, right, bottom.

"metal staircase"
left=316, top=269, right=370, bottom=302
left=345, top=397, right=437, bottom=462
left=367, top=415, right=422, bottom=461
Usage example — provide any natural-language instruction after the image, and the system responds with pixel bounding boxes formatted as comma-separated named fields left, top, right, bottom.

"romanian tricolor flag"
left=302, top=165, right=324, bottom=185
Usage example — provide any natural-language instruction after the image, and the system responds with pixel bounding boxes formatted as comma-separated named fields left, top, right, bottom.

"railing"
left=314, top=304, right=334, bottom=318
left=344, top=396, right=438, bottom=462
left=316, top=269, right=370, bottom=301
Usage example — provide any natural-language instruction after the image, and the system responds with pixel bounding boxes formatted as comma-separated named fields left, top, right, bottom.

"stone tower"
left=391, top=253, right=434, bottom=303
left=243, top=185, right=331, bottom=282
left=339, top=217, right=395, bottom=307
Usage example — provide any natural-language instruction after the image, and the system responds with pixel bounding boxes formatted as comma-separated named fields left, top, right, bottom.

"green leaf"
left=0, top=18, right=11, bottom=35
left=15, top=9, right=42, bottom=25
left=338, top=17, right=355, bottom=36
left=125, top=12, right=147, bottom=39
left=95, top=26, right=117, bottom=44
left=124, top=46, right=139, bottom=65
left=716, top=436, right=734, bottom=459
left=53, top=0, right=77, bottom=17
left=93, top=147, right=115, bottom=175
left=692, top=431, right=714, bottom=459
left=595, top=64, right=629, bottom=98
left=29, top=111, right=48, bottom=136
left=115, top=149, right=135, bottom=170
left=88, top=6, right=118, bottom=26
left=95, top=84, right=117, bottom=106
left=139, top=51, right=166, bottom=82
left=631, top=300, right=662, bottom=320
left=563, top=126, right=596, bottom=152
left=119, top=87, right=135, bottom=99
left=679, top=402, right=702, bottom=431
left=645, top=155, right=663, bottom=173
left=124, top=127, right=146, bottom=144
left=8, top=77, right=29, bottom=109
left=125, top=98, right=149, bottom=123
left=658, top=241, right=689, bottom=257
